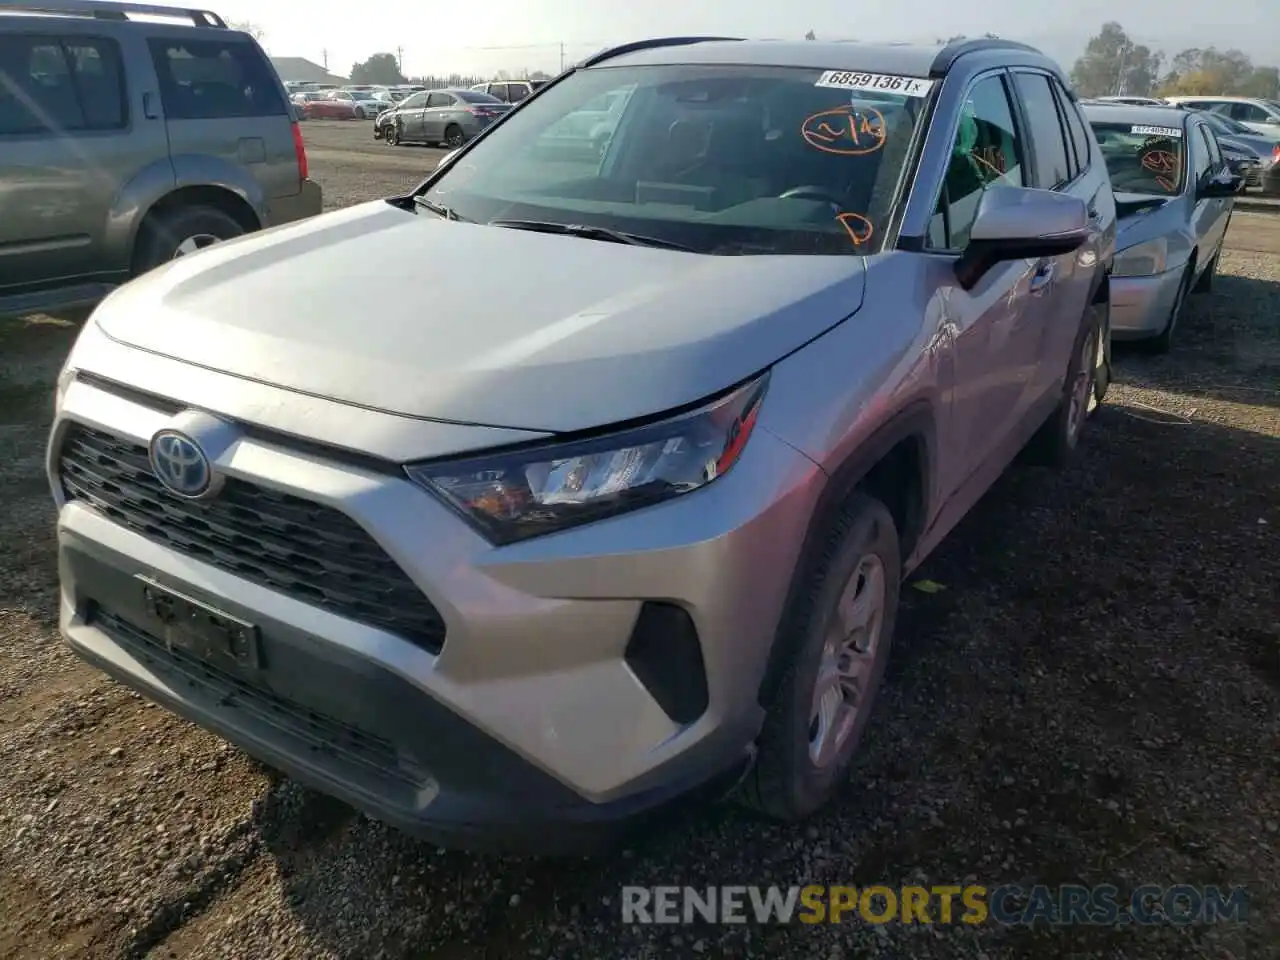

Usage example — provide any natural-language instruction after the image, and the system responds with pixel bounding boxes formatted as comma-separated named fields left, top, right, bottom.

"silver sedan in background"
left=1082, top=103, right=1239, bottom=352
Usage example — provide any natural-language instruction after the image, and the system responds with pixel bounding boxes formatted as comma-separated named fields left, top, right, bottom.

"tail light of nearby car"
left=1273, top=144, right=1280, bottom=162
left=291, top=121, right=309, bottom=181
left=468, top=106, right=501, bottom=119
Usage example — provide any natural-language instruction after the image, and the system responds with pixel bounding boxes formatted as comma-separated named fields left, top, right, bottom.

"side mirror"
left=435, top=149, right=458, bottom=170
left=955, top=186, right=1090, bottom=291
left=1199, top=170, right=1243, bottom=197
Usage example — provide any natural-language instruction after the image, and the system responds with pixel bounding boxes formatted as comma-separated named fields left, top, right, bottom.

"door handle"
left=143, top=91, right=159, bottom=119
left=1029, top=261, right=1055, bottom=295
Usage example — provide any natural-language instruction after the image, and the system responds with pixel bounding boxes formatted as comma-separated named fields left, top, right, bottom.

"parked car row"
left=1092, top=95, right=1280, bottom=194
left=32, top=17, right=1246, bottom=855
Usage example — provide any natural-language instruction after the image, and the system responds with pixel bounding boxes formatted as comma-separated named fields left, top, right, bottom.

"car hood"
left=94, top=201, right=866, bottom=433
left=1114, top=192, right=1184, bottom=249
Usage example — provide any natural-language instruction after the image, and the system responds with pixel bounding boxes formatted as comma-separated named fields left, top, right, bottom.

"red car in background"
left=304, top=90, right=384, bottom=120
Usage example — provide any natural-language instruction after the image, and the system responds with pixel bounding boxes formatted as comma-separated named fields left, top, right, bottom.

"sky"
left=170, top=0, right=1278, bottom=80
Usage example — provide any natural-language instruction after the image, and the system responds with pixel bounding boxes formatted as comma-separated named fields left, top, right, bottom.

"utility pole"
left=559, top=42, right=565, bottom=73
left=397, top=46, right=403, bottom=73
left=322, top=48, right=328, bottom=71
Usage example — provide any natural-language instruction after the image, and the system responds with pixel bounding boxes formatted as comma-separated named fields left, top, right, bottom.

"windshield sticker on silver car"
left=815, top=71, right=934, bottom=98
left=1131, top=124, right=1182, bottom=138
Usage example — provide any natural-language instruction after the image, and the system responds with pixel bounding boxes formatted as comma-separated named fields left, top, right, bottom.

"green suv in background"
left=0, top=0, right=321, bottom=319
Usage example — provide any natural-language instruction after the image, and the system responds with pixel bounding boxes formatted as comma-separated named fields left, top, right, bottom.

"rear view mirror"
left=955, top=187, right=1089, bottom=290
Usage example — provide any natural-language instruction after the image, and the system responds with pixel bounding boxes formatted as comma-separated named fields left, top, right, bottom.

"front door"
left=926, top=71, right=1045, bottom=486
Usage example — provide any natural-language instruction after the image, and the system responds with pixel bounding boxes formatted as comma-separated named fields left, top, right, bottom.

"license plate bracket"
left=137, top=576, right=262, bottom=670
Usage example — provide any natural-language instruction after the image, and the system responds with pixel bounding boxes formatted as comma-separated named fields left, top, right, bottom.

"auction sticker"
left=815, top=70, right=934, bottom=98
left=1131, top=124, right=1182, bottom=138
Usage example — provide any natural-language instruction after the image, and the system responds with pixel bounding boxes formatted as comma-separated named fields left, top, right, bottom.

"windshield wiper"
left=488, top=219, right=694, bottom=251
left=414, top=195, right=470, bottom=221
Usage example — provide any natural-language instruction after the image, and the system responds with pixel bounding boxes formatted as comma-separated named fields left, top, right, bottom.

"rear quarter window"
left=147, top=38, right=285, bottom=119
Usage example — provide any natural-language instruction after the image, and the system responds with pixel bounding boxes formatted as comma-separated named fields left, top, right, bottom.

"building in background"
left=270, top=57, right=348, bottom=86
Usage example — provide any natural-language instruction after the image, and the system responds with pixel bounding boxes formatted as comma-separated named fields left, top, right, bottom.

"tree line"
left=1069, top=22, right=1279, bottom=99
left=347, top=52, right=553, bottom=87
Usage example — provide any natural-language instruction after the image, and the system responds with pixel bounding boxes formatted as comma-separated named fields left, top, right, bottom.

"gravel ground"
left=1, top=125, right=1277, bottom=959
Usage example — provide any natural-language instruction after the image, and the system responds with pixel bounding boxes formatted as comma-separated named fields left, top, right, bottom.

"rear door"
left=1188, top=121, right=1229, bottom=262
left=146, top=32, right=299, bottom=202
left=0, top=29, right=144, bottom=290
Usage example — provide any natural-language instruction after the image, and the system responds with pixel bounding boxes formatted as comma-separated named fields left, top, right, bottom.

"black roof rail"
left=929, top=37, right=1044, bottom=76
left=579, top=36, right=743, bottom=69
left=2, top=0, right=227, bottom=28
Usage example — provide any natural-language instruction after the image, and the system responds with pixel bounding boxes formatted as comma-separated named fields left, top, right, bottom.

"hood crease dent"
left=94, top=201, right=868, bottom=433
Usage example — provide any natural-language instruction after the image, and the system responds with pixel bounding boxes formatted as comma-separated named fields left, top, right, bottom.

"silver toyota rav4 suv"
left=50, top=36, right=1116, bottom=852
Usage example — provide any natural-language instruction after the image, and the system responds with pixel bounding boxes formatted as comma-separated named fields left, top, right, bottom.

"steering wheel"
left=778, top=185, right=845, bottom=209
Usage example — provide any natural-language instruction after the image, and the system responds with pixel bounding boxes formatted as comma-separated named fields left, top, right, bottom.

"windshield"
left=350, top=91, right=376, bottom=100
left=1089, top=122, right=1184, bottom=196
left=422, top=64, right=932, bottom=255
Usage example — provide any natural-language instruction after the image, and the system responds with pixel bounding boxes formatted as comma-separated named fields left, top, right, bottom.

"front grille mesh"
left=59, top=424, right=446, bottom=653
left=94, top=609, right=417, bottom=786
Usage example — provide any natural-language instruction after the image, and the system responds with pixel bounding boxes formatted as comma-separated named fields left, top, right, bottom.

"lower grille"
left=58, top=423, right=446, bottom=653
left=1245, top=167, right=1263, bottom=187
left=94, top=609, right=419, bottom=787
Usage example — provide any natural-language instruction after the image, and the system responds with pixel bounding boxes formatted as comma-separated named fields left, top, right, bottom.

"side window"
left=487, top=84, right=508, bottom=102
left=0, top=35, right=84, bottom=134
left=1200, top=126, right=1223, bottom=170
left=426, top=92, right=454, bottom=108
left=1231, top=103, right=1263, bottom=122
left=508, top=83, right=530, bottom=102
left=1055, top=83, right=1091, bottom=172
left=1190, top=125, right=1211, bottom=184
left=929, top=73, right=1026, bottom=250
left=147, top=39, right=285, bottom=119
left=65, top=38, right=127, bottom=129
left=401, top=92, right=427, bottom=109
left=1012, top=72, right=1072, bottom=189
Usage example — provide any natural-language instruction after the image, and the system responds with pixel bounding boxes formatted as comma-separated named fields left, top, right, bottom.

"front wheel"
left=355, top=107, right=367, bottom=120
left=443, top=124, right=465, bottom=149
left=388, top=120, right=402, bottom=146
left=736, top=492, right=901, bottom=821
left=1142, top=266, right=1191, bottom=355
left=1027, top=308, right=1100, bottom=466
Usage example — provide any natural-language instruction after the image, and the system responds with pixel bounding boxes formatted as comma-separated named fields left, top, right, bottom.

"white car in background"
left=1164, top=96, right=1280, bottom=137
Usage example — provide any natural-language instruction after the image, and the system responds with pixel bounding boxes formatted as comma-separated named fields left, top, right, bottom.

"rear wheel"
left=355, top=107, right=367, bottom=120
left=736, top=493, right=901, bottom=821
left=443, top=124, right=465, bottom=149
left=133, top=205, right=246, bottom=276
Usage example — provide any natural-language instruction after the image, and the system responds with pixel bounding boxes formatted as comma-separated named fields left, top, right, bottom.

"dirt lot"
left=1, top=122, right=1277, bottom=960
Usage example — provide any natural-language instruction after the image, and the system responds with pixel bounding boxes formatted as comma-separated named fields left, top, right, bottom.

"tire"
left=355, top=107, right=367, bottom=120
left=1027, top=305, right=1100, bottom=467
left=1142, top=265, right=1192, bottom=355
left=1192, top=250, right=1218, bottom=294
left=133, top=205, right=246, bottom=276
left=443, top=124, right=465, bottom=149
left=736, top=492, right=901, bottom=821
left=388, top=120, right=402, bottom=146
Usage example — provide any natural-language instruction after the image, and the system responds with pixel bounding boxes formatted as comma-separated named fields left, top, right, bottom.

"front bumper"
left=1110, top=266, right=1185, bottom=339
left=50, top=369, right=822, bottom=850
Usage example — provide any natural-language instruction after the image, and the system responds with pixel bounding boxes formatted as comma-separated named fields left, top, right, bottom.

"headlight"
left=1113, top=237, right=1169, bottom=278
left=55, top=359, right=77, bottom=412
left=407, top=375, right=769, bottom=545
